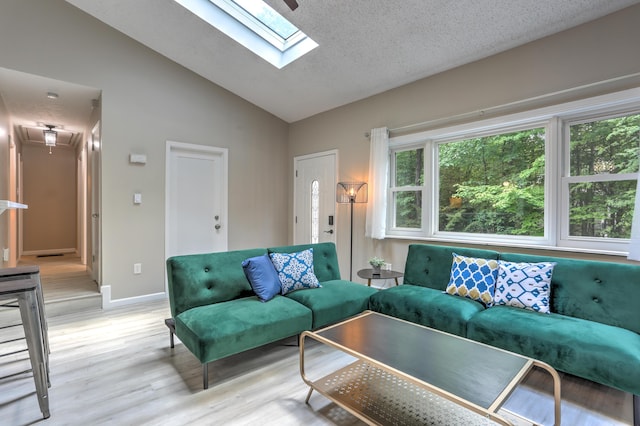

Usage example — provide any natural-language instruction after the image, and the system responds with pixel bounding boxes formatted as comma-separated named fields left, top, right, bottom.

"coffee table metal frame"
left=300, top=311, right=561, bottom=426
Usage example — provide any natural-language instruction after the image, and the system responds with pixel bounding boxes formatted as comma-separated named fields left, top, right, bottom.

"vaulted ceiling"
left=64, top=0, right=640, bottom=123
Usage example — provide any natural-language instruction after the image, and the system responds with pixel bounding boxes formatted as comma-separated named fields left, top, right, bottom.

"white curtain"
left=628, top=174, right=640, bottom=260
left=365, top=127, right=389, bottom=239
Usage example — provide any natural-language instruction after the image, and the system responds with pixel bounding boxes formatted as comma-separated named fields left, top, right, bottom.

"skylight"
left=230, top=0, right=298, bottom=40
left=175, top=0, right=318, bottom=69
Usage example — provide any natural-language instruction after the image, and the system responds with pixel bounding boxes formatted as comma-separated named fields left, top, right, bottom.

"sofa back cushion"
left=268, top=242, right=341, bottom=282
left=404, top=244, right=500, bottom=291
left=499, top=252, right=640, bottom=334
left=167, top=248, right=266, bottom=317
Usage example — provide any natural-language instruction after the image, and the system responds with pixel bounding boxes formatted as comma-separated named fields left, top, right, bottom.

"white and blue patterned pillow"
left=445, top=253, right=499, bottom=306
left=494, top=261, right=556, bottom=313
left=269, top=248, right=321, bottom=295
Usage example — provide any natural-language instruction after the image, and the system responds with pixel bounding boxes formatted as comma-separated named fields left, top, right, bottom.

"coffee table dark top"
left=315, top=311, right=531, bottom=410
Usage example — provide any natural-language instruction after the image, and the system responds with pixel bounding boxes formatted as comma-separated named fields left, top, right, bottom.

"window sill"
left=383, top=234, right=629, bottom=258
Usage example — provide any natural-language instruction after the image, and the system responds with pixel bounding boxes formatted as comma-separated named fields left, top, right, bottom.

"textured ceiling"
left=64, top=0, right=640, bottom=123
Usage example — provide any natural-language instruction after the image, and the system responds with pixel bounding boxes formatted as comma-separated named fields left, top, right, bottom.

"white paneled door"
left=166, top=142, right=228, bottom=259
left=294, top=151, right=337, bottom=245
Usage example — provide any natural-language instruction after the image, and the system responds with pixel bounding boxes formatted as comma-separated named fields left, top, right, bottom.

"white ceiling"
left=63, top=0, right=640, bottom=123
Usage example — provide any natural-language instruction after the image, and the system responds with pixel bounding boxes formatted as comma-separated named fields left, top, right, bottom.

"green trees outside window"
left=391, top=111, right=640, bottom=242
left=393, top=148, right=424, bottom=228
left=568, top=114, right=640, bottom=238
left=438, top=128, right=546, bottom=236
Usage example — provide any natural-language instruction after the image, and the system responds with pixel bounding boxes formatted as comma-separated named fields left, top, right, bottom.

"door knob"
left=324, top=229, right=334, bottom=234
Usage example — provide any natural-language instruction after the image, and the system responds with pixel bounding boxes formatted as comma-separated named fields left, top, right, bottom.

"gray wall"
left=0, top=0, right=289, bottom=300
left=288, top=4, right=640, bottom=280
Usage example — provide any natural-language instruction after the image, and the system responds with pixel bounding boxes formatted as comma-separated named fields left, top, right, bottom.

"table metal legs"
left=17, top=288, right=50, bottom=418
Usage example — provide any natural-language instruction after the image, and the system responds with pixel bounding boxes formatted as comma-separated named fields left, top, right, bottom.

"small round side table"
left=357, top=269, right=403, bottom=287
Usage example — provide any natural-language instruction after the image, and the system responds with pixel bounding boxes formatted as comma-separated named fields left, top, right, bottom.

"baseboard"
left=23, top=248, right=77, bottom=256
left=101, top=285, right=167, bottom=309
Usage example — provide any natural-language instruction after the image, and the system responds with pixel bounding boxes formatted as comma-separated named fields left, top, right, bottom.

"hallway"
left=18, top=254, right=101, bottom=316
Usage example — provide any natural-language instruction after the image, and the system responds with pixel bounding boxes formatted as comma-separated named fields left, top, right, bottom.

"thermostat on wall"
left=129, top=154, right=147, bottom=164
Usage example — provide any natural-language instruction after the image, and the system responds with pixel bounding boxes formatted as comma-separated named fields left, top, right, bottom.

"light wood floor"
left=18, top=254, right=99, bottom=302
left=0, top=296, right=634, bottom=426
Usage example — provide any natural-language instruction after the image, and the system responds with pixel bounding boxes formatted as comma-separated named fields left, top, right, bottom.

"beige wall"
left=288, top=4, right=640, bottom=281
left=21, top=144, right=77, bottom=253
left=0, top=0, right=289, bottom=300
left=0, top=95, right=9, bottom=268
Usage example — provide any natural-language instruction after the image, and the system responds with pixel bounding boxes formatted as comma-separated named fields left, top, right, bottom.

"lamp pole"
left=349, top=194, right=355, bottom=280
left=336, top=182, right=367, bottom=282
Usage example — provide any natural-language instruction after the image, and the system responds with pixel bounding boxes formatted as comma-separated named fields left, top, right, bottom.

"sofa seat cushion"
left=467, top=305, right=640, bottom=395
left=175, top=295, right=312, bottom=364
left=285, top=280, right=377, bottom=329
left=368, top=285, right=485, bottom=337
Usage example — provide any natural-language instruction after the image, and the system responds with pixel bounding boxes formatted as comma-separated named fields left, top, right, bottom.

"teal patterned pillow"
left=269, top=248, right=321, bottom=295
left=494, top=261, right=555, bottom=313
left=445, top=253, right=499, bottom=306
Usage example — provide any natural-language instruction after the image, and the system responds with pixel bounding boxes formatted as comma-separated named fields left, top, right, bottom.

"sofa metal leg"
left=633, top=393, right=639, bottom=426
left=164, top=318, right=175, bottom=348
left=203, top=363, right=209, bottom=390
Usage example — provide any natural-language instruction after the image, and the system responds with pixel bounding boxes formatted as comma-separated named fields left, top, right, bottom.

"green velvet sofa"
left=369, top=243, right=640, bottom=422
left=166, top=242, right=376, bottom=389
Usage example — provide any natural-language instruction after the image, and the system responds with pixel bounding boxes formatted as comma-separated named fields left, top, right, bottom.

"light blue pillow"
left=269, top=248, right=321, bottom=295
left=241, top=254, right=281, bottom=302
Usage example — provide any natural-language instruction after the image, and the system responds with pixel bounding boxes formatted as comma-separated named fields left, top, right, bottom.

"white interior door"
left=166, top=141, right=228, bottom=258
left=294, top=150, right=337, bottom=245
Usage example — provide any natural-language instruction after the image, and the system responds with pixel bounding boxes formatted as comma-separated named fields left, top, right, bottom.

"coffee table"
left=299, top=311, right=561, bottom=425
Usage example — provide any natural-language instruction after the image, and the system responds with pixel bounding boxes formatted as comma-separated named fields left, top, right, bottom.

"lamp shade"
left=337, top=182, right=368, bottom=203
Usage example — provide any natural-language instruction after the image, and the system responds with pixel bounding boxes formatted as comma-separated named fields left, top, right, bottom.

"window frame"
left=558, top=108, right=640, bottom=252
left=388, top=145, right=427, bottom=236
left=386, top=87, right=640, bottom=255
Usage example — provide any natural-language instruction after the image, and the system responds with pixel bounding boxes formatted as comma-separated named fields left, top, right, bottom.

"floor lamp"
left=336, top=182, right=368, bottom=280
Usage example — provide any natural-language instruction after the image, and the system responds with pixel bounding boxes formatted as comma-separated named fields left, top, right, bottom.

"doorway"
left=0, top=67, right=102, bottom=311
left=293, top=150, right=337, bottom=245
left=165, top=141, right=228, bottom=262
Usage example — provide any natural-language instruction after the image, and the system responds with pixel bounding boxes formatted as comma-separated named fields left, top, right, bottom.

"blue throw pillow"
left=269, top=248, right=321, bottom=295
left=241, top=254, right=282, bottom=302
left=445, top=253, right=499, bottom=306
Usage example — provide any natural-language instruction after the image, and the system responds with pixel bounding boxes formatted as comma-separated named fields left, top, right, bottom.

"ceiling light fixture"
left=46, top=92, right=59, bottom=99
left=43, top=125, right=57, bottom=154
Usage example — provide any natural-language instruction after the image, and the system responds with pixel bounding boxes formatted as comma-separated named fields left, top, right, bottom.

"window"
left=438, top=128, right=546, bottom=237
left=390, top=147, right=424, bottom=229
left=175, top=0, right=318, bottom=68
left=565, top=113, right=640, bottom=240
left=230, top=0, right=298, bottom=40
left=386, top=88, right=640, bottom=254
